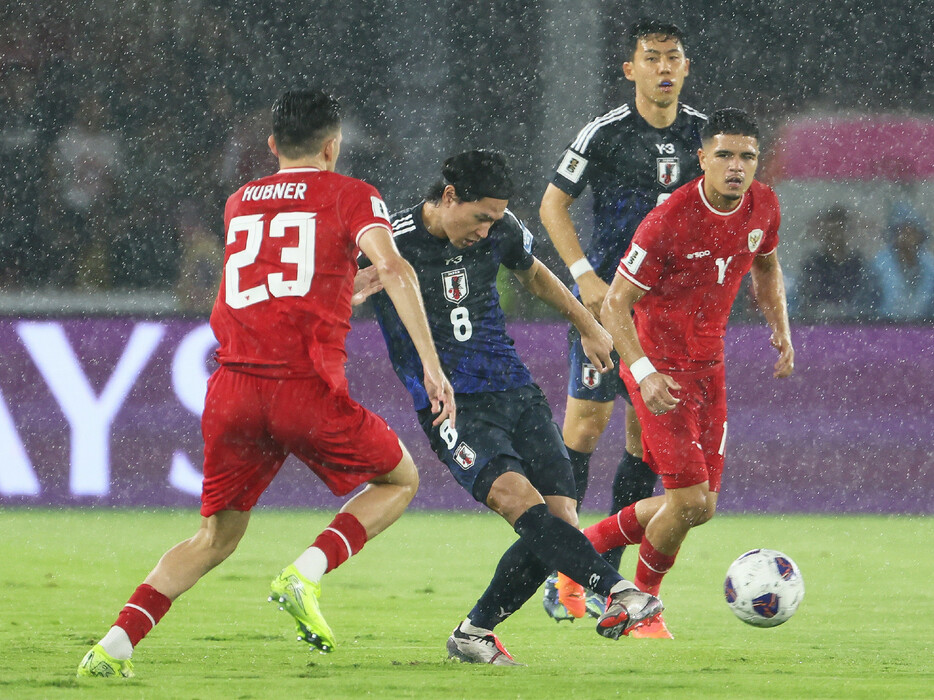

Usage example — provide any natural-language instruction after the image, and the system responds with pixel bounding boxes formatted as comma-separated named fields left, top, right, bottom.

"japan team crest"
left=747, top=228, right=764, bottom=252
left=657, top=157, right=680, bottom=186
left=442, top=268, right=469, bottom=303
left=581, top=363, right=602, bottom=389
left=453, top=442, right=477, bottom=470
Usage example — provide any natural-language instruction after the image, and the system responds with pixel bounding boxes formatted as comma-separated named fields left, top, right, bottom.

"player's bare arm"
left=359, top=226, right=456, bottom=426
left=751, top=251, right=794, bottom=379
left=539, top=183, right=609, bottom=320
left=513, top=258, right=614, bottom=373
left=602, top=275, right=681, bottom=414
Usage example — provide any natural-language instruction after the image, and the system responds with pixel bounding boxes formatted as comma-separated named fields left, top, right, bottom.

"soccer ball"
left=724, top=549, right=804, bottom=627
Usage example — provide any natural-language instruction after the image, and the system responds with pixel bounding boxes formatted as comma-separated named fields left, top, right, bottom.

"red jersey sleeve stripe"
left=355, top=222, right=389, bottom=246
left=616, top=263, right=651, bottom=291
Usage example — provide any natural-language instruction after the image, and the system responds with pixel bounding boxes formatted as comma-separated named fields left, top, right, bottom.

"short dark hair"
left=425, top=149, right=515, bottom=202
left=626, top=19, right=686, bottom=59
left=700, top=108, right=760, bottom=143
left=271, top=89, right=341, bottom=159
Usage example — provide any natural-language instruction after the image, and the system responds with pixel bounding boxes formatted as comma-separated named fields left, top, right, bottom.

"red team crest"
left=442, top=268, right=469, bottom=302
left=657, top=158, right=680, bottom=186
left=747, top=228, right=764, bottom=252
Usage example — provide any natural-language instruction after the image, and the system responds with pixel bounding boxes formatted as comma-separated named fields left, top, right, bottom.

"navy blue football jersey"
left=369, top=202, right=536, bottom=411
left=550, top=103, right=707, bottom=282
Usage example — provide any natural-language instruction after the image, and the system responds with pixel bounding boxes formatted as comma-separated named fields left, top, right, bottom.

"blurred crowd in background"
left=1, top=0, right=933, bottom=321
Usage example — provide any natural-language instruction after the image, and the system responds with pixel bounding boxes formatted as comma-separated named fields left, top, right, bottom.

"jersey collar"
left=277, top=167, right=322, bottom=173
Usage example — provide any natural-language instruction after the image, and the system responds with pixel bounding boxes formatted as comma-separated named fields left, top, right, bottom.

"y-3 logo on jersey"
left=442, top=268, right=469, bottom=302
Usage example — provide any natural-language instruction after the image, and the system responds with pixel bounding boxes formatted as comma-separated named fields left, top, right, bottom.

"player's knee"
left=385, top=448, right=420, bottom=499
left=485, top=472, right=543, bottom=526
left=193, top=528, right=242, bottom=565
left=545, top=496, right=578, bottom=528
left=695, top=500, right=717, bottom=526
left=564, top=415, right=609, bottom=451
left=671, top=491, right=709, bottom=527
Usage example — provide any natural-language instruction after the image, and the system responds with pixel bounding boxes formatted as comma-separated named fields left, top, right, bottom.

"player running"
left=539, top=19, right=707, bottom=625
left=77, top=89, right=454, bottom=678
left=361, top=150, right=662, bottom=665
left=583, top=108, right=794, bottom=638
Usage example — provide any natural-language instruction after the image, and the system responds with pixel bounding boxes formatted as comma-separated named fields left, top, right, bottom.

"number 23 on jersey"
left=224, top=212, right=316, bottom=309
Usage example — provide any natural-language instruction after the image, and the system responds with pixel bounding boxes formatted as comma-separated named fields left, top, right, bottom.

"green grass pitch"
left=1, top=509, right=931, bottom=699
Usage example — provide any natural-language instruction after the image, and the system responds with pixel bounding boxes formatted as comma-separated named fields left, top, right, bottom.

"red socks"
left=312, top=512, right=368, bottom=573
left=113, top=584, right=172, bottom=646
left=635, top=539, right=678, bottom=596
left=583, top=505, right=678, bottom=597
left=583, top=504, right=645, bottom=554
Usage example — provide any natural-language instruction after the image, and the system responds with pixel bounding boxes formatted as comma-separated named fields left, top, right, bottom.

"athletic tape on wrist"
left=569, top=257, right=593, bottom=280
left=629, top=356, right=657, bottom=384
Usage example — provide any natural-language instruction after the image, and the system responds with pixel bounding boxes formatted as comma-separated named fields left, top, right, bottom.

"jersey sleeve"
left=615, top=213, right=668, bottom=291
left=498, top=209, right=535, bottom=270
left=758, top=186, right=782, bottom=256
left=337, top=179, right=392, bottom=245
left=548, top=120, right=608, bottom=197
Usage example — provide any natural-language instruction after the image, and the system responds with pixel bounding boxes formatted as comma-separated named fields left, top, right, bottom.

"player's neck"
left=634, top=93, right=679, bottom=129
left=278, top=154, right=331, bottom=171
left=421, top=202, right=448, bottom=240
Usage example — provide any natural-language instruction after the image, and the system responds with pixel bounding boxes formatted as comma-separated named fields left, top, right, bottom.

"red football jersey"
left=210, top=167, right=391, bottom=385
left=616, top=176, right=780, bottom=371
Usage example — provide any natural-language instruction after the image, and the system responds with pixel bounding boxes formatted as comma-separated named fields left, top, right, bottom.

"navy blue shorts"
left=566, top=326, right=632, bottom=404
left=417, top=383, right=576, bottom=504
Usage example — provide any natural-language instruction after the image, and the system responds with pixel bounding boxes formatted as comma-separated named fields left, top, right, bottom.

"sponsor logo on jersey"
left=557, top=150, right=588, bottom=183
left=371, top=196, right=390, bottom=221
left=657, top=157, right=680, bottom=186
left=521, top=222, right=534, bottom=254
left=747, top=228, right=764, bottom=252
left=687, top=250, right=711, bottom=259
left=453, top=442, right=477, bottom=470
left=581, top=362, right=602, bottom=389
left=622, top=244, right=647, bottom=274
left=442, top=268, right=469, bottom=303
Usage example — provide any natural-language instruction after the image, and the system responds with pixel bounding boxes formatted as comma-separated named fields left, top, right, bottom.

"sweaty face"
left=624, top=34, right=690, bottom=108
left=698, top=134, right=759, bottom=211
left=439, top=195, right=508, bottom=248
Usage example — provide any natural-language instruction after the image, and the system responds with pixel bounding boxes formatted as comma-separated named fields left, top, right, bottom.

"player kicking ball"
left=77, top=89, right=454, bottom=677
left=583, top=108, right=794, bottom=638
left=359, top=150, right=662, bottom=664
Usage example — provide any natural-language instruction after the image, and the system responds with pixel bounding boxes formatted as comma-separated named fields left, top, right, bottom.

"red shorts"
left=622, top=362, right=727, bottom=492
left=199, top=366, right=403, bottom=517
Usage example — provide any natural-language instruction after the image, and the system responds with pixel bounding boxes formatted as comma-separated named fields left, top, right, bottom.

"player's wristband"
left=568, top=257, right=593, bottom=280
left=630, top=356, right=657, bottom=384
